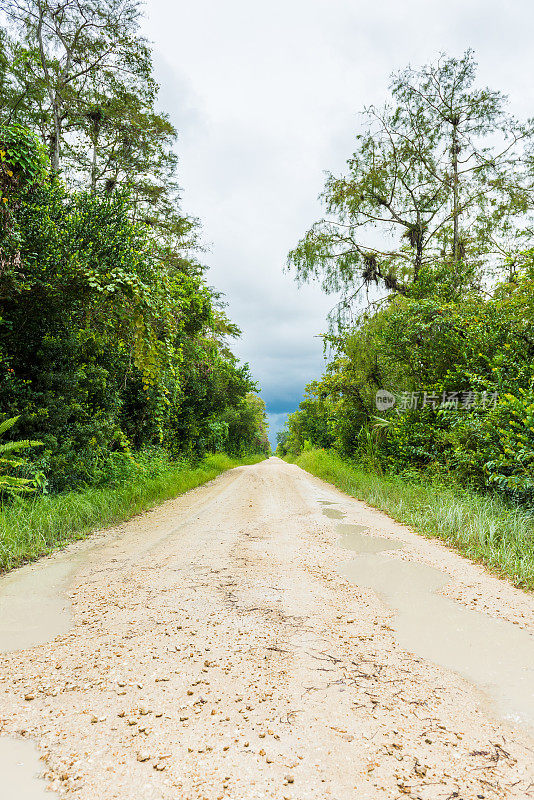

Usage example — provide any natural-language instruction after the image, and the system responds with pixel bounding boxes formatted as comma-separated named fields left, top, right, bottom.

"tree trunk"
left=49, top=105, right=61, bottom=173
left=414, top=219, right=423, bottom=281
left=36, top=10, right=61, bottom=173
left=90, top=119, right=100, bottom=193
left=451, top=121, right=460, bottom=265
left=91, top=140, right=98, bottom=192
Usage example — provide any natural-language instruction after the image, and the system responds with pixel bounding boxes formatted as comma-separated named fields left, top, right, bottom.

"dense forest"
left=278, top=52, right=534, bottom=507
left=0, top=0, right=269, bottom=497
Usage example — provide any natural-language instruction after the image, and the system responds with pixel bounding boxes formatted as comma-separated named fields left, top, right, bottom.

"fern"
left=0, top=416, right=43, bottom=495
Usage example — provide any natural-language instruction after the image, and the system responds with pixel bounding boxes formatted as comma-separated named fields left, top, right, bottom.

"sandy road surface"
left=0, top=457, right=533, bottom=799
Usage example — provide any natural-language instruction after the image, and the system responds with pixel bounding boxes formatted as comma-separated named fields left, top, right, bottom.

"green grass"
left=292, top=448, right=534, bottom=591
left=0, top=452, right=265, bottom=574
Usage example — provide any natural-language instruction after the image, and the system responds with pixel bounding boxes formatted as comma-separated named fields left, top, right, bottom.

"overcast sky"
left=141, top=0, right=534, bottom=447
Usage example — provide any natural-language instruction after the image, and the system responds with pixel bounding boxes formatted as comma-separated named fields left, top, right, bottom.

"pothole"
left=338, top=524, right=534, bottom=734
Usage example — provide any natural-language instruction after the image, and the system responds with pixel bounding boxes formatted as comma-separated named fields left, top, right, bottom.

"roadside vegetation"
left=0, top=0, right=269, bottom=569
left=279, top=52, right=534, bottom=587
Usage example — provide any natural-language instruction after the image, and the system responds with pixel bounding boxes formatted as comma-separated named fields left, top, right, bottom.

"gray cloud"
left=142, top=0, right=534, bottom=440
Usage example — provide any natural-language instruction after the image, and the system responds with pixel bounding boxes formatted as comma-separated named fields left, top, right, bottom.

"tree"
left=288, top=51, right=532, bottom=321
left=1, top=0, right=201, bottom=271
left=2, top=0, right=145, bottom=173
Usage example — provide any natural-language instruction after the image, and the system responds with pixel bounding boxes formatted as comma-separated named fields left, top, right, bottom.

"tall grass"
left=0, top=453, right=264, bottom=574
left=294, top=448, right=534, bottom=590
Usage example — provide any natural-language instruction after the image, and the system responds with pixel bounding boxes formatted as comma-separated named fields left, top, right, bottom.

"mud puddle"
left=338, top=523, right=403, bottom=554
left=322, top=508, right=344, bottom=519
left=0, top=558, right=73, bottom=652
left=0, top=738, right=52, bottom=799
left=0, top=537, right=100, bottom=653
left=339, top=524, right=534, bottom=733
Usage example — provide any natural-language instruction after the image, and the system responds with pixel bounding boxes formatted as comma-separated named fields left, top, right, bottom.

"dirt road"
left=1, top=457, right=533, bottom=799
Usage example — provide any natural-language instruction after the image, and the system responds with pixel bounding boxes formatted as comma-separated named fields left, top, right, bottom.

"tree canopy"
left=288, top=52, right=533, bottom=323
